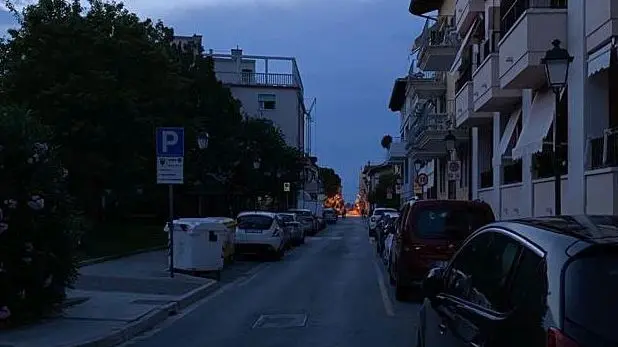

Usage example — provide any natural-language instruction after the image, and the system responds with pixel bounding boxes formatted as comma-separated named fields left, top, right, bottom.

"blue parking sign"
left=156, top=127, right=184, bottom=157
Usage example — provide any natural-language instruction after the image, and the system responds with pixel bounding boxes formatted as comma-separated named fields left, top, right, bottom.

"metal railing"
left=476, top=31, right=501, bottom=66
left=455, top=56, right=473, bottom=93
left=500, top=0, right=567, bottom=37
left=589, top=128, right=618, bottom=169
left=215, top=71, right=299, bottom=88
left=408, top=70, right=444, bottom=81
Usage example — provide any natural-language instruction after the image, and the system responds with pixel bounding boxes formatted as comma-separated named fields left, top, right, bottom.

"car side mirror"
left=422, top=267, right=445, bottom=300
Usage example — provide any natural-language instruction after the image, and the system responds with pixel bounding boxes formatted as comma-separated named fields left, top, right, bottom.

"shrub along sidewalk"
left=77, top=223, right=167, bottom=261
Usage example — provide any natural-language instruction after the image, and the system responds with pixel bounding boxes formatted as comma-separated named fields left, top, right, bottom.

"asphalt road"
left=123, top=218, right=421, bottom=347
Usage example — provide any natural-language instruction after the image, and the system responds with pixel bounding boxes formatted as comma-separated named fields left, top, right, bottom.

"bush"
left=0, top=106, right=82, bottom=326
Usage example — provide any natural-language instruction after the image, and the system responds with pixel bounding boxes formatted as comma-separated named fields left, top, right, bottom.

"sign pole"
left=168, top=184, right=174, bottom=278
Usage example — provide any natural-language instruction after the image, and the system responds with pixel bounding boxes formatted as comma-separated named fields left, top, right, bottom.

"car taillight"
left=548, top=328, right=579, bottom=347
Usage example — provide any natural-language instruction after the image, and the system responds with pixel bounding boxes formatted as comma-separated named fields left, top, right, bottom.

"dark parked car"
left=390, top=199, right=495, bottom=300
left=416, top=215, right=618, bottom=347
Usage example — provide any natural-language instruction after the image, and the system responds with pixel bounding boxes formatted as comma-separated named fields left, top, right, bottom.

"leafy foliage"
left=0, top=106, right=82, bottom=325
left=318, top=167, right=341, bottom=198
left=368, top=172, right=400, bottom=208
left=380, top=135, right=393, bottom=149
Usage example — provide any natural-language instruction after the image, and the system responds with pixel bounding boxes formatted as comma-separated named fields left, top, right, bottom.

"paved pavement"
left=121, top=218, right=421, bottom=347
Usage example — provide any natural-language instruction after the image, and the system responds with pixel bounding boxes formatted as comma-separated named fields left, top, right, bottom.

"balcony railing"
left=215, top=71, right=299, bottom=88
left=589, top=128, right=618, bottom=169
left=409, top=70, right=444, bottom=81
left=500, top=0, right=567, bottom=36
left=417, top=16, right=460, bottom=50
left=456, top=60, right=473, bottom=92
left=476, top=31, right=500, bottom=66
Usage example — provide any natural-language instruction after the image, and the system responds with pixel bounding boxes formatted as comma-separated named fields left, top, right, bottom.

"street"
left=123, top=218, right=420, bottom=347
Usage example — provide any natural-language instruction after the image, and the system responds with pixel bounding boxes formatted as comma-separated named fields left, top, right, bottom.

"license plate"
left=245, top=229, right=262, bottom=233
left=432, top=260, right=448, bottom=268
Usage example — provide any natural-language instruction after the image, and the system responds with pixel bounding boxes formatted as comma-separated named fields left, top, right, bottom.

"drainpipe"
left=468, top=128, right=473, bottom=201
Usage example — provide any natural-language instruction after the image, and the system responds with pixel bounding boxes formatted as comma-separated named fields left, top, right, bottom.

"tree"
left=380, top=135, right=393, bottom=150
left=368, top=172, right=399, bottom=208
left=0, top=0, right=195, bottom=220
left=318, top=167, right=341, bottom=198
left=0, top=105, right=83, bottom=325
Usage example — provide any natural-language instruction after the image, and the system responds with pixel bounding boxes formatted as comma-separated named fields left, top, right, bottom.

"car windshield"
left=237, top=215, right=273, bottom=230
left=413, top=206, right=494, bottom=239
left=374, top=209, right=397, bottom=216
left=564, top=252, right=618, bottom=343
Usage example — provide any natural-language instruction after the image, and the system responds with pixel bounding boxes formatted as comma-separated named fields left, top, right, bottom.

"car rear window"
left=564, top=253, right=618, bottom=343
left=374, top=209, right=397, bottom=216
left=411, top=205, right=494, bottom=239
left=237, top=215, right=273, bottom=230
left=278, top=214, right=294, bottom=223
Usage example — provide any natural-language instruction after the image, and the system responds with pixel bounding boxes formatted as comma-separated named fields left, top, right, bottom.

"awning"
left=511, top=89, right=555, bottom=159
left=587, top=42, right=613, bottom=77
left=498, top=108, right=522, bottom=156
left=450, top=19, right=479, bottom=73
left=389, top=77, right=408, bottom=111
left=408, top=0, right=440, bottom=16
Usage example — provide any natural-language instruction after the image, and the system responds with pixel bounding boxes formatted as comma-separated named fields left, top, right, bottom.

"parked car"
left=287, top=208, right=318, bottom=235
left=235, top=211, right=289, bottom=260
left=376, top=212, right=399, bottom=256
left=390, top=199, right=495, bottom=300
left=416, top=215, right=618, bottom=347
left=369, top=207, right=398, bottom=237
left=323, top=208, right=338, bottom=224
left=277, top=212, right=305, bottom=246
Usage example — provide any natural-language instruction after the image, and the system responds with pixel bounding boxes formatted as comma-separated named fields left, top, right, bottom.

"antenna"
left=305, top=97, right=317, bottom=155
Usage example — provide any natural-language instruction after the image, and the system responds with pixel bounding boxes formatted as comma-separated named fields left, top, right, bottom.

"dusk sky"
left=0, top=0, right=425, bottom=203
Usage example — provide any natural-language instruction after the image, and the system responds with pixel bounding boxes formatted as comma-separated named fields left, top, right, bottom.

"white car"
left=235, top=211, right=287, bottom=260
left=368, top=207, right=398, bottom=237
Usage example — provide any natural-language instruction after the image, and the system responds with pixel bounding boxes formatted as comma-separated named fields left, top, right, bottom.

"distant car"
left=277, top=212, right=305, bottom=246
left=416, top=215, right=618, bottom=347
left=287, top=209, right=318, bottom=235
left=235, top=211, right=288, bottom=260
left=323, top=208, right=338, bottom=224
left=369, top=207, right=398, bottom=237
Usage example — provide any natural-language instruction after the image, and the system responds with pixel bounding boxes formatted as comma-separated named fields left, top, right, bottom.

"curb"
left=71, top=280, right=220, bottom=347
left=78, top=246, right=167, bottom=267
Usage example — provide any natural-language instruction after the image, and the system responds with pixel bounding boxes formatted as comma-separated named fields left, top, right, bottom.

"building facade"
left=208, top=48, right=306, bottom=152
left=392, top=0, right=618, bottom=219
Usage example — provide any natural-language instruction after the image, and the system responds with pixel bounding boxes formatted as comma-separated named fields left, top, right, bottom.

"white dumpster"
left=164, top=217, right=233, bottom=279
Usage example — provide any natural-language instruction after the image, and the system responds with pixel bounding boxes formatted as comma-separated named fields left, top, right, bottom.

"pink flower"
left=0, top=306, right=10, bottom=320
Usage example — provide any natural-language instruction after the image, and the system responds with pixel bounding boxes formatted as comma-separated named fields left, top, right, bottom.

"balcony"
left=473, top=38, right=521, bottom=112
left=498, top=0, right=568, bottom=89
left=416, top=16, right=461, bottom=71
left=586, top=0, right=618, bottom=52
left=408, top=71, right=446, bottom=100
left=387, top=137, right=407, bottom=163
left=408, top=102, right=468, bottom=154
left=455, top=0, right=484, bottom=35
left=210, top=50, right=304, bottom=89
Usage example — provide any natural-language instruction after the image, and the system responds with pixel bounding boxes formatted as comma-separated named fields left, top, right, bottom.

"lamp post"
left=196, top=132, right=209, bottom=217
left=542, top=39, right=573, bottom=216
left=444, top=131, right=457, bottom=199
left=252, top=157, right=261, bottom=209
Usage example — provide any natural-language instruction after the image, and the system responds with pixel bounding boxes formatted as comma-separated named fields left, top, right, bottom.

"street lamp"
left=444, top=131, right=456, bottom=154
left=413, top=159, right=425, bottom=172
left=253, top=157, right=261, bottom=170
left=542, top=39, right=573, bottom=216
left=197, top=132, right=209, bottom=150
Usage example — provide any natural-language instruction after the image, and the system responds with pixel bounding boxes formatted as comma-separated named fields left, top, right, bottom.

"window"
left=258, top=93, right=276, bottom=110
left=446, top=231, right=522, bottom=312
left=237, top=215, right=274, bottom=230
left=507, top=248, right=546, bottom=314
left=410, top=205, right=495, bottom=240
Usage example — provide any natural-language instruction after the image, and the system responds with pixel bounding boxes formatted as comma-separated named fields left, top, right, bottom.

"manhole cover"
left=252, top=314, right=307, bottom=328
left=132, top=299, right=172, bottom=305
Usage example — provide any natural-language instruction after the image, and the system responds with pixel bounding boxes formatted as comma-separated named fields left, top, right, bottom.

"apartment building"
left=208, top=48, right=306, bottom=151
left=395, top=0, right=618, bottom=219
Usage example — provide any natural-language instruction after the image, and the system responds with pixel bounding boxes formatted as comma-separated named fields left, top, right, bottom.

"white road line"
left=236, top=263, right=270, bottom=287
left=373, top=260, right=395, bottom=317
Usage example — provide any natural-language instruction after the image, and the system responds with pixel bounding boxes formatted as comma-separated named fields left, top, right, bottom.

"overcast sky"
left=0, top=0, right=425, bottom=203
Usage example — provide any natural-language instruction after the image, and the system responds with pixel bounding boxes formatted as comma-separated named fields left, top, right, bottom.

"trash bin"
left=164, top=218, right=230, bottom=279
left=206, top=217, right=237, bottom=264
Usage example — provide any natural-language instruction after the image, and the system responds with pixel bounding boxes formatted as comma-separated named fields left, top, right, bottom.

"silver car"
left=277, top=213, right=305, bottom=246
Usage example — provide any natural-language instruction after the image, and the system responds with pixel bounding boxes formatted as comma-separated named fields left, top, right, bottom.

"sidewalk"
left=0, top=251, right=218, bottom=347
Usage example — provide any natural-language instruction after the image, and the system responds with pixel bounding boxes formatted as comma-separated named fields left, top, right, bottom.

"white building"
left=391, top=0, right=618, bottom=219
left=208, top=48, right=306, bottom=151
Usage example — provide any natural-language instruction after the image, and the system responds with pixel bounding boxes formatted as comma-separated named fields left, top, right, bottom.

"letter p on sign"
left=156, top=127, right=184, bottom=157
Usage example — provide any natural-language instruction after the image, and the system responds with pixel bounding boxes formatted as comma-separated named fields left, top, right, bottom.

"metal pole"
left=168, top=184, right=175, bottom=278
left=553, top=89, right=561, bottom=216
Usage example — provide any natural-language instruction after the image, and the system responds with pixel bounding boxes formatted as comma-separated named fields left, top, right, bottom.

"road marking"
left=236, top=263, right=270, bottom=287
left=373, top=260, right=395, bottom=317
